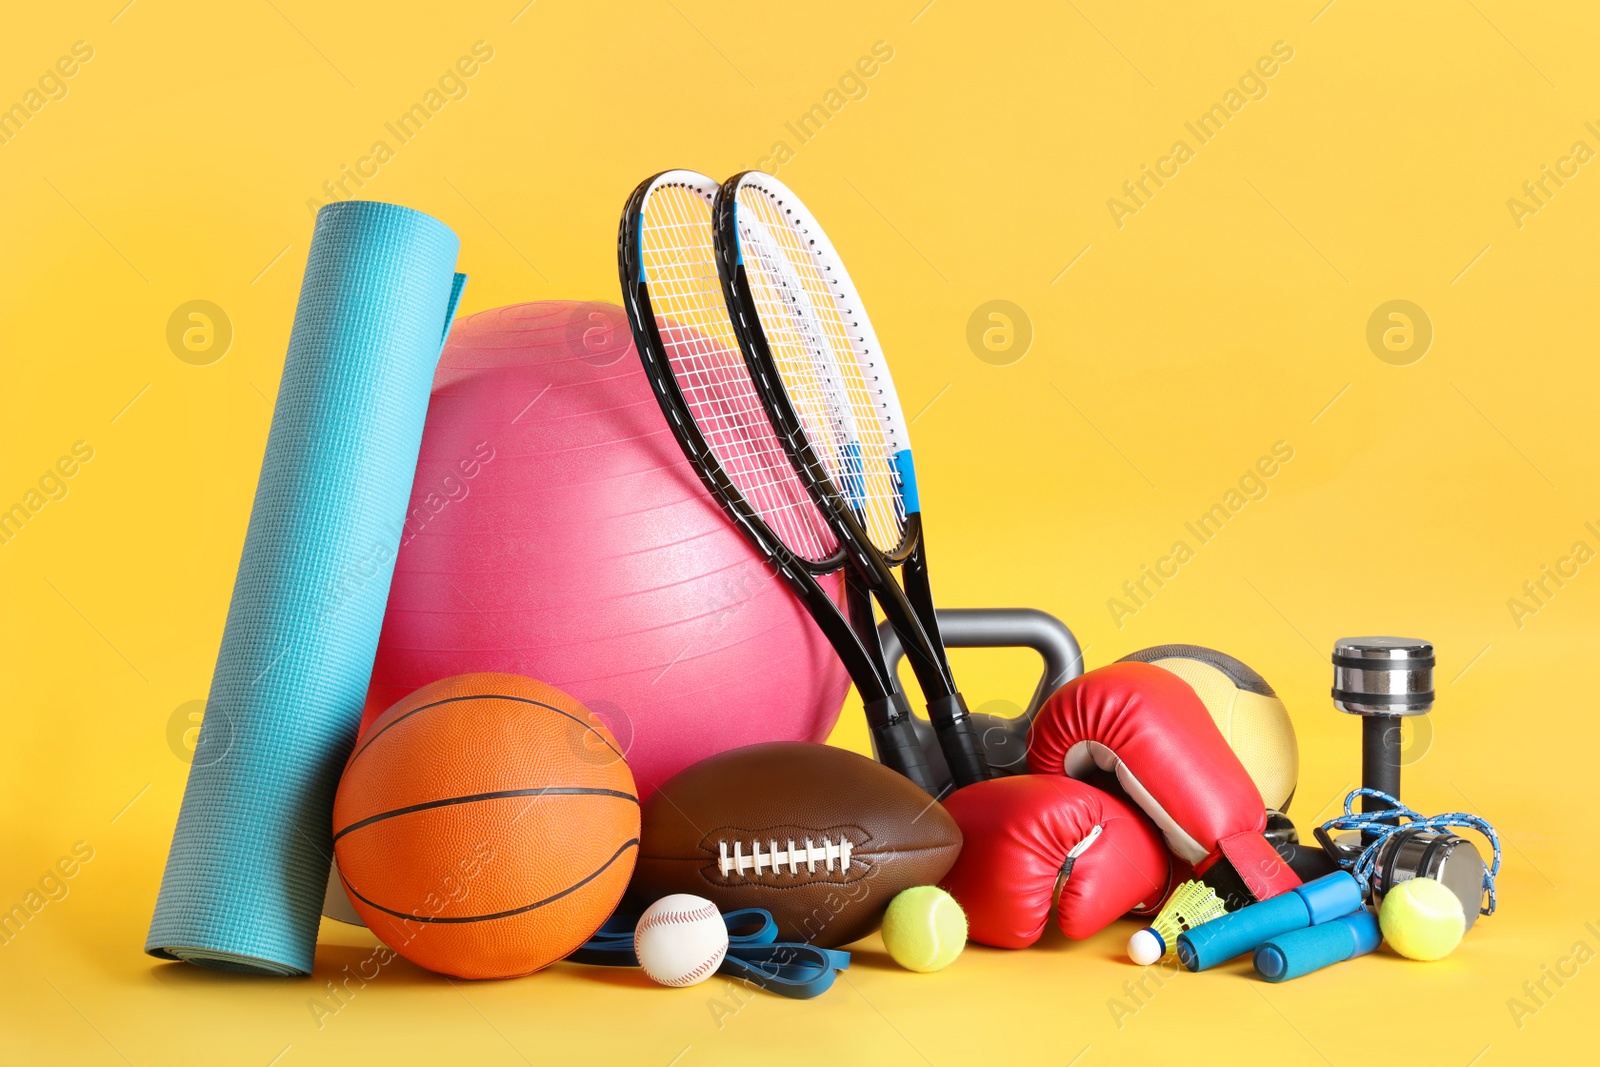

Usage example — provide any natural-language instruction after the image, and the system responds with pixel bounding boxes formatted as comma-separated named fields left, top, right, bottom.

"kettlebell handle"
left=874, top=608, right=1083, bottom=791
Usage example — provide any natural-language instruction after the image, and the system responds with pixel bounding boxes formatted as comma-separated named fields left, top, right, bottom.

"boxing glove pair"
left=941, top=661, right=1300, bottom=949
left=941, top=773, right=1173, bottom=948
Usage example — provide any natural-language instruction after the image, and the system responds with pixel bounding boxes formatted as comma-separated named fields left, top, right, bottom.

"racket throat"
left=926, top=692, right=993, bottom=789
left=865, top=695, right=937, bottom=797
left=924, top=692, right=970, bottom=730
left=861, top=690, right=918, bottom=729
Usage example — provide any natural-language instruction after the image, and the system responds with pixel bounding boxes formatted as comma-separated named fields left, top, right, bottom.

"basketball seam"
left=345, top=837, right=639, bottom=924
left=349, top=692, right=624, bottom=767
left=334, top=786, right=639, bottom=842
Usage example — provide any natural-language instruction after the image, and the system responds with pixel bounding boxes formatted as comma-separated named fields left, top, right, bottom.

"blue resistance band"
left=570, top=908, right=850, bottom=999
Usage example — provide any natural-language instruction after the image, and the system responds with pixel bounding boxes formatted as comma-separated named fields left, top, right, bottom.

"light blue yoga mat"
left=147, top=201, right=466, bottom=975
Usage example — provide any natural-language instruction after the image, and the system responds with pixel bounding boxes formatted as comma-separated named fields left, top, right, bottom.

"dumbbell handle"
left=1362, top=714, right=1403, bottom=814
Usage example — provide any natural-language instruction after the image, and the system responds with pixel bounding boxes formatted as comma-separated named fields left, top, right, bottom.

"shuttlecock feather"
left=1126, top=880, right=1227, bottom=965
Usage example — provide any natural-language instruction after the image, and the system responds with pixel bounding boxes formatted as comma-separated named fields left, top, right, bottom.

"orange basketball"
left=332, top=672, right=639, bottom=979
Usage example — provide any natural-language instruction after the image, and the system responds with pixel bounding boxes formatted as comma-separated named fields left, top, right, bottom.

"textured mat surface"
left=146, top=201, right=465, bottom=975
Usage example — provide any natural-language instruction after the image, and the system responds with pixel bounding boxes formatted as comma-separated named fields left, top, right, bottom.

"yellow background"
left=2, top=1, right=1595, bottom=1063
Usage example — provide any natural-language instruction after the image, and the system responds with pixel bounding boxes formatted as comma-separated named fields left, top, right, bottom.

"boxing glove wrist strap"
left=1209, top=830, right=1302, bottom=903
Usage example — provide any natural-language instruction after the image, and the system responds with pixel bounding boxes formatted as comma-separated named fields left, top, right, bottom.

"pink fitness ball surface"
left=360, top=301, right=850, bottom=795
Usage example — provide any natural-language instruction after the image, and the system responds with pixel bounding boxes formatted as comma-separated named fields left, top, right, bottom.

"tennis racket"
left=712, top=171, right=992, bottom=789
left=617, top=170, right=937, bottom=795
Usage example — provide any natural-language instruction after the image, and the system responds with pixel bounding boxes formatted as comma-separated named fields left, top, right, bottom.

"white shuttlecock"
left=1127, top=880, right=1227, bottom=966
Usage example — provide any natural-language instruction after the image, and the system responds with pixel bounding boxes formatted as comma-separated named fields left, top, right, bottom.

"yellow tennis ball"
left=882, top=886, right=967, bottom=973
left=1379, top=877, right=1466, bottom=961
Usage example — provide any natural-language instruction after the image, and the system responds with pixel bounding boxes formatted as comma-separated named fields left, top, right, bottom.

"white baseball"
left=634, top=894, right=728, bottom=987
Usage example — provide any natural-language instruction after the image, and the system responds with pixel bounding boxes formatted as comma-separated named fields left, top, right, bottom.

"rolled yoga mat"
left=146, top=201, right=466, bottom=975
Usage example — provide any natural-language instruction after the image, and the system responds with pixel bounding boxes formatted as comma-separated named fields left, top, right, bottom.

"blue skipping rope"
left=1317, top=788, right=1502, bottom=916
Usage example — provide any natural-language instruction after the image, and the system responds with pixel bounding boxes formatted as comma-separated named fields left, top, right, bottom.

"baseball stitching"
left=636, top=901, right=725, bottom=986
left=658, top=949, right=724, bottom=988
left=635, top=901, right=720, bottom=935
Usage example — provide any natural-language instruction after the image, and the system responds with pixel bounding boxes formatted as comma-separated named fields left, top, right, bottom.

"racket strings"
left=638, top=182, right=837, bottom=565
left=732, top=188, right=907, bottom=554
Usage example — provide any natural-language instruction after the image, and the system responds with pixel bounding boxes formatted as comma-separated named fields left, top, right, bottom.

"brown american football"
left=630, top=742, right=964, bottom=948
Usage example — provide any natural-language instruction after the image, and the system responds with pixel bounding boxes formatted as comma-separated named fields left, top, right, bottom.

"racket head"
left=714, top=170, right=921, bottom=564
left=620, top=169, right=842, bottom=572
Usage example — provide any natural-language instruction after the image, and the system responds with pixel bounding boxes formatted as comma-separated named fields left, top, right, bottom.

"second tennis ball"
left=1379, top=877, right=1466, bottom=961
left=882, top=886, right=968, bottom=973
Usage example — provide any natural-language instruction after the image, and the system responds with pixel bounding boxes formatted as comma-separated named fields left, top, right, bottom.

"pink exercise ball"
left=360, top=301, right=850, bottom=794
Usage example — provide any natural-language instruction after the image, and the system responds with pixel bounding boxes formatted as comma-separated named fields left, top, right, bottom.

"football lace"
left=718, top=836, right=854, bottom=878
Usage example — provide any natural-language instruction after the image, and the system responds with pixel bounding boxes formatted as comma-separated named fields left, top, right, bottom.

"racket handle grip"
left=926, top=694, right=993, bottom=789
left=867, top=697, right=939, bottom=796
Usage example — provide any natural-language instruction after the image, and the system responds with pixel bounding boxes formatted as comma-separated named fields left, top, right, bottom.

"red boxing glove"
left=939, top=775, right=1172, bottom=949
left=1026, top=661, right=1300, bottom=904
